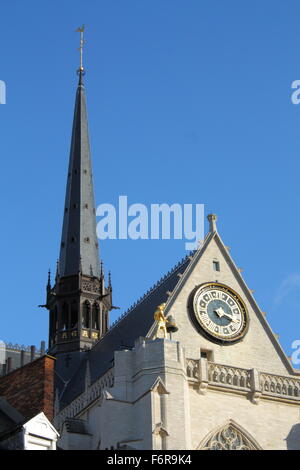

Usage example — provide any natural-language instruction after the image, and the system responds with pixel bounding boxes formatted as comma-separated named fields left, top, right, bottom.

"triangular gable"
left=23, top=412, right=59, bottom=439
left=147, top=226, right=294, bottom=375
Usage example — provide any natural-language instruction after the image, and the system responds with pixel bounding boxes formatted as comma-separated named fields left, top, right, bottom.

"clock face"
left=192, top=283, right=249, bottom=343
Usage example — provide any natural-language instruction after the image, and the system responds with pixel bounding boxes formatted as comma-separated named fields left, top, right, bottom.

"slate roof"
left=0, top=397, right=25, bottom=439
left=59, top=71, right=101, bottom=278
left=58, top=253, right=193, bottom=409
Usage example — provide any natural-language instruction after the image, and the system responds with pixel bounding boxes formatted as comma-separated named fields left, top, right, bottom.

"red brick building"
left=0, top=355, right=56, bottom=422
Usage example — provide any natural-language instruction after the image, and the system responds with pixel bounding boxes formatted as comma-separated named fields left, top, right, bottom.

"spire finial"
left=76, top=25, right=85, bottom=80
left=47, top=269, right=51, bottom=291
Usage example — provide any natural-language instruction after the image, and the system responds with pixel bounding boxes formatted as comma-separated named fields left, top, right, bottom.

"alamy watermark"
left=291, top=340, right=300, bottom=365
left=96, top=196, right=204, bottom=250
left=0, top=80, right=6, bottom=104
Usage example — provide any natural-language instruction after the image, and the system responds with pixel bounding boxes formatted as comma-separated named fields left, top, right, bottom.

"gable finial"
left=207, top=213, right=218, bottom=233
left=76, top=25, right=86, bottom=81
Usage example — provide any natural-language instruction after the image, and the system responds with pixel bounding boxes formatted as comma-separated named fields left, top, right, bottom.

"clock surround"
left=190, top=282, right=249, bottom=344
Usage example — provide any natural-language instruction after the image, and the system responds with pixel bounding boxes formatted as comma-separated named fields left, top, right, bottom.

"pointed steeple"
left=46, top=30, right=112, bottom=356
left=59, top=69, right=101, bottom=278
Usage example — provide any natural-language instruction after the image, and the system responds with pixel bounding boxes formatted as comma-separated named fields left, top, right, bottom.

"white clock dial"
left=192, top=283, right=248, bottom=343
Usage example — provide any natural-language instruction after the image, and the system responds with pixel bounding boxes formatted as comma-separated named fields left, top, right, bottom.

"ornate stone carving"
left=186, top=359, right=300, bottom=404
left=201, top=423, right=259, bottom=450
left=208, top=363, right=251, bottom=390
left=260, top=373, right=300, bottom=399
left=186, top=359, right=199, bottom=380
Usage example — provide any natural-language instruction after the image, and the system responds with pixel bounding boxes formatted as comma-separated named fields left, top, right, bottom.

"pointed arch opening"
left=61, top=302, right=69, bottom=331
left=198, top=420, right=262, bottom=450
left=70, top=299, right=78, bottom=329
left=82, top=300, right=90, bottom=329
left=92, top=303, right=100, bottom=330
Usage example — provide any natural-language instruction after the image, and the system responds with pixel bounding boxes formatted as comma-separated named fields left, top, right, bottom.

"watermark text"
left=96, top=196, right=204, bottom=250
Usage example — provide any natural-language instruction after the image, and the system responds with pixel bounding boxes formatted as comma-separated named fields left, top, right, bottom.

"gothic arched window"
left=198, top=421, right=261, bottom=450
left=70, top=300, right=78, bottom=329
left=82, top=301, right=90, bottom=329
left=61, top=302, right=69, bottom=330
left=92, top=303, right=100, bottom=330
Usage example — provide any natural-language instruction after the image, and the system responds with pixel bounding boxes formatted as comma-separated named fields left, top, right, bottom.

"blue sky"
left=0, top=1, right=299, bottom=367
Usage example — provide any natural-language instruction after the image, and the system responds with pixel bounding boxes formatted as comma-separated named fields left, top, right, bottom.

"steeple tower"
left=58, top=68, right=101, bottom=278
left=46, top=29, right=112, bottom=355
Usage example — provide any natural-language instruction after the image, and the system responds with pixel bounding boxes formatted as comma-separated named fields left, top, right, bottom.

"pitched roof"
left=0, top=397, right=25, bottom=439
left=59, top=252, right=193, bottom=409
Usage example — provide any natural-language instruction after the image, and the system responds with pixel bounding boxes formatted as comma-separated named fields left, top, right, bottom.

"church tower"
left=46, top=34, right=112, bottom=355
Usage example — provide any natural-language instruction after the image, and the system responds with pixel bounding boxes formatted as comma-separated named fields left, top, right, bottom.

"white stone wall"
left=57, top=337, right=300, bottom=450
left=56, top=232, right=300, bottom=450
left=189, top=387, right=300, bottom=450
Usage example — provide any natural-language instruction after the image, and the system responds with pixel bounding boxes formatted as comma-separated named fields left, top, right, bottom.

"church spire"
left=58, top=34, right=101, bottom=278
left=47, top=29, right=112, bottom=356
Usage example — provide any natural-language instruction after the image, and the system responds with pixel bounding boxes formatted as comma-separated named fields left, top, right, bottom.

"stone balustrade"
left=186, top=359, right=300, bottom=404
left=260, top=372, right=300, bottom=399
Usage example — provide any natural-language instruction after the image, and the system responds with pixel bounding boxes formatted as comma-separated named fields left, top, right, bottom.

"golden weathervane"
left=76, top=25, right=85, bottom=72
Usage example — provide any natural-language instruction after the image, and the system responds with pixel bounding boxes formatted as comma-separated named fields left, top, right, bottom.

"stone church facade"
left=49, top=64, right=300, bottom=450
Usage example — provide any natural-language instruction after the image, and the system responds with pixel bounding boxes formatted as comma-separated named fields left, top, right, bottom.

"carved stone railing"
left=54, top=367, right=114, bottom=430
left=260, top=372, right=300, bottom=399
left=186, top=359, right=200, bottom=380
left=186, top=359, right=300, bottom=404
left=207, top=362, right=251, bottom=391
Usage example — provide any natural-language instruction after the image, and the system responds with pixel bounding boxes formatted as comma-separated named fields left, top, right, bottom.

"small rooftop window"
left=213, top=261, right=220, bottom=272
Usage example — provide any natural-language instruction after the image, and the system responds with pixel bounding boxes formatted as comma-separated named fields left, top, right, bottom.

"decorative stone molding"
left=207, top=362, right=251, bottom=391
left=249, top=369, right=261, bottom=404
left=153, top=423, right=169, bottom=437
left=198, top=420, right=262, bottom=450
left=260, top=372, right=300, bottom=399
left=198, top=358, right=208, bottom=394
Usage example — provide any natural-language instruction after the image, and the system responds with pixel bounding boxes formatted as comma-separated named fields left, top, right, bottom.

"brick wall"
left=0, top=355, right=55, bottom=422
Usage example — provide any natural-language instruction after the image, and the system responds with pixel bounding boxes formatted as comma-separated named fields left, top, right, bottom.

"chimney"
left=20, top=350, right=25, bottom=367
left=40, top=341, right=46, bottom=355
